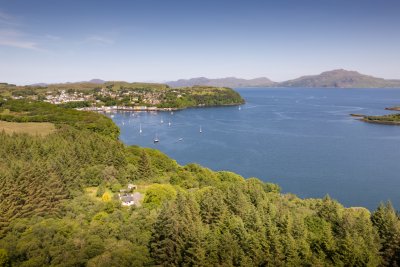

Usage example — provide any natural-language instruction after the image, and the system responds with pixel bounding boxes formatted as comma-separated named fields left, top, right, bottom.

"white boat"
left=168, top=120, right=171, bottom=126
left=161, top=118, right=164, bottom=123
left=178, top=138, right=183, bottom=141
left=154, top=133, right=159, bottom=143
left=139, top=124, right=142, bottom=134
left=238, top=106, right=241, bottom=110
left=199, top=126, right=202, bottom=133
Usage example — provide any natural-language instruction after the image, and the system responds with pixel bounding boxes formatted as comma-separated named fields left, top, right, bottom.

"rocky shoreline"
left=350, top=111, right=400, bottom=125
left=362, top=119, right=400, bottom=125
left=385, top=106, right=400, bottom=111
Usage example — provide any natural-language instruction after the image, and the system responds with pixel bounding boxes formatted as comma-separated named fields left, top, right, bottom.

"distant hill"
left=88, top=79, right=106, bottom=84
left=167, top=70, right=400, bottom=88
left=23, top=70, right=400, bottom=89
left=29, top=83, right=48, bottom=87
left=167, top=77, right=276, bottom=88
left=29, top=79, right=105, bottom=87
left=278, top=69, right=400, bottom=88
left=0, top=82, right=16, bottom=87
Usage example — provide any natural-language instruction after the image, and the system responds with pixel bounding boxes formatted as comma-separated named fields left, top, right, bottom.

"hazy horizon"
left=5, top=68, right=400, bottom=87
left=1, top=0, right=399, bottom=85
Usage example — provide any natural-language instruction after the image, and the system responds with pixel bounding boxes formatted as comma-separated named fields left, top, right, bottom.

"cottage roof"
left=121, top=195, right=134, bottom=203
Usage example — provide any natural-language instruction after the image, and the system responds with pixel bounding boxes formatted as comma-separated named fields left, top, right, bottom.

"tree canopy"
left=0, top=102, right=399, bottom=266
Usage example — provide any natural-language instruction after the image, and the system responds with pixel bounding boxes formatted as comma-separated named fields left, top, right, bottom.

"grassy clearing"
left=84, top=187, right=99, bottom=199
left=85, top=184, right=149, bottom=203
left=0, top=121, right=56, bottom=136
left=84, top=187, right=115, bottom=201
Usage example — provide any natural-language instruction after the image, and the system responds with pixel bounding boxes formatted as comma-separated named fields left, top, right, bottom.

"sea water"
left=114, top=88, right=400, bottom=210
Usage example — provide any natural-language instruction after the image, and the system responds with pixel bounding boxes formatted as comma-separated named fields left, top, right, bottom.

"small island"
left=362, top=113, right=400, bottom=125
left=385, top=106, right=400, bottom=111
left=351, top=111, right=400, bottom=125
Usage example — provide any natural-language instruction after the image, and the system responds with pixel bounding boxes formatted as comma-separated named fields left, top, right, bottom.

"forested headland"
left=0, top=82, right=245, bottom=109
left=350, top=103, right=400, bottom=125
left=0, top=101, right=399, bottom=266
left=350, top=108, right=400, bottom=126
left=363, top=113, right=400, bottom=125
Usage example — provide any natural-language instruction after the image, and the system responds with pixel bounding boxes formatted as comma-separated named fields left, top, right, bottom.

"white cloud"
left=85, top=35, right=115, bottom=45
left=0, top=10, right=51, bottom=51
left=0, top=29, right=43, bottom=51
left=0, top=39, right=37, bottom=50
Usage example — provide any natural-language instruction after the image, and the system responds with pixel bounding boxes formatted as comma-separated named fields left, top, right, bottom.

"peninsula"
left=361, top=113, right=400, bottom=125
left=0, top=81, right=244, bottom=110
left=351, top=110, right=400, bottom=125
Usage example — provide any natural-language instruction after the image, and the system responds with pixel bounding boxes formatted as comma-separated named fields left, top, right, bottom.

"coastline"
left=385, top=106, right=400, bottom=111
left=350, top=113, right=400, bottom=125
left=77, top=105, right=181, bottom=112
left=362, top=119, right=400, bottom=126
left=76, top=102, right=243, bottom=113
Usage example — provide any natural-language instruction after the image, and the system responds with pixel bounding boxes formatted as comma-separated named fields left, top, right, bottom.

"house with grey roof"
left=119, top=190, right=143, bottom=207
left=120, top=194, right=135, bottom=206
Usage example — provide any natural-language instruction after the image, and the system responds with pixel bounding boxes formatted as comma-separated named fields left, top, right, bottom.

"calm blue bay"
left=113, top=88, right=400, bottom=210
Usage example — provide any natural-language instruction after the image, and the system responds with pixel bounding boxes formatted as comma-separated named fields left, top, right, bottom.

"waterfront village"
left=2, top=81, right=244, bottom=112
left=39, top=88, right=181, bottom=111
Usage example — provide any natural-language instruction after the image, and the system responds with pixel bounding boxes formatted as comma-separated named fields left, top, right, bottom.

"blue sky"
left=0, top=0, right=399, bottom=84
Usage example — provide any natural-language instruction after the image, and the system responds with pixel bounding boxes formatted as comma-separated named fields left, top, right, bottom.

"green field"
left=0, top=121, right=55, bottom=136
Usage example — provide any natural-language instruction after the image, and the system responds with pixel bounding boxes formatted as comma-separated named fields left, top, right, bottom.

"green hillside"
left=0, top=100, right=119, bottom=138
left=0, top=101, right=399, bottom=266
left=0, top=82, right=244, bottom=109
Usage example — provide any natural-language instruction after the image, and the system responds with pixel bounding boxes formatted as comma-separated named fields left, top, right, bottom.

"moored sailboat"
left=154, top=133, right=159, bottom=143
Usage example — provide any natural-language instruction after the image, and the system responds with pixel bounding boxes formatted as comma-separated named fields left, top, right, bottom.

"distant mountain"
left=24, top=70, right=400, bottom=89
left=278, top=69, right=400, bottom=88
left=167, top=77, right=276, bottom=88
left=29, top=79, right=105, bottom=87
left=30, top=83, right=48, bottom=87
left=167, top=70, right=400, bottom=88
left=88, top=79, right=106, bottom=84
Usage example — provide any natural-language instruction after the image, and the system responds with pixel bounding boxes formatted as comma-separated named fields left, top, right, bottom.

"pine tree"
left=138, top=150, right=153, bottom=180
left=199, top=187, right=226, bottom=225
left=371, top=202, right=400, bottom=266
left=149, top=202, right=184, bottom=266
left=149, top=193, right=205, bottom=266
